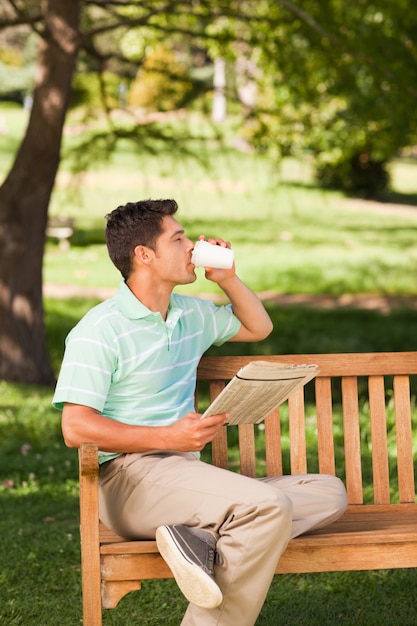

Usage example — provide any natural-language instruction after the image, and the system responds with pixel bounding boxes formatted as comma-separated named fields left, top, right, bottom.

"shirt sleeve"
left=206, top=302, right=241, bottom=346
left=52, top=323, right=117, bottom=412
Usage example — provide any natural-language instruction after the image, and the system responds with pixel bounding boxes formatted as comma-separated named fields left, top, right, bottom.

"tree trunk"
left=0, top=0, right=80, bottom=385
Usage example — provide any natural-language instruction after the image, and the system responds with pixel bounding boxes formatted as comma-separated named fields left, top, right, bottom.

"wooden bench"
left=79, top=351, right=417, bottom=626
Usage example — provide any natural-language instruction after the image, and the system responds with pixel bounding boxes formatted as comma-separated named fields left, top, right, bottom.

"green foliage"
left=129, top=45, right=194, bottom=111
left=2, top=0, right=417, bottom=199
left=70, top=71, right=122, bottom=110
left=240, top=0, right=417, bottom=197
left=244, top=89, right=394, bottom=196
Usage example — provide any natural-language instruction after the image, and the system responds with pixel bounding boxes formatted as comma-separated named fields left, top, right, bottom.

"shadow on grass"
left=206, top=302, right=417, bottom=357
left=45, top=296, right=417, bottom=381
left=377, top=189, right=417, bottom=206
left=278, top=175, right=417, bottom=207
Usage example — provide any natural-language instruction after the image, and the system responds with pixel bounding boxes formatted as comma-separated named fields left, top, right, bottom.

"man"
left=53, top=199, right=347, bottom=626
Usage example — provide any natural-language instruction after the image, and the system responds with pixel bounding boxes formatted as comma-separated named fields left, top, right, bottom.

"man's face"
left=152, top=215, right=196, bottom=286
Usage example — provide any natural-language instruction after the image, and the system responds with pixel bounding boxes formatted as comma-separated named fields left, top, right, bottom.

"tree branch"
left=1, top=0, right=43, bottom=32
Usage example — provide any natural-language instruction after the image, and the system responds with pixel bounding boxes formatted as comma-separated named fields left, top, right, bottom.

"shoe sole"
left=156, top=526, right=223, bottom=609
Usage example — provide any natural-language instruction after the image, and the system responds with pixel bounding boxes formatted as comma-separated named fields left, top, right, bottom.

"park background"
left=1, top=2, right=417, bottom=624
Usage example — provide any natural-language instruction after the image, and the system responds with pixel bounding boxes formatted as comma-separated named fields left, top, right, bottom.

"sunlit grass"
left=2, top=102, right=417, bottom=298
left=44, top=158, right=417, bottom=297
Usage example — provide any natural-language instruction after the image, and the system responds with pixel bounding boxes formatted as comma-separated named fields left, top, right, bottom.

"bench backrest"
left=197, top=352, right=417, bottom=506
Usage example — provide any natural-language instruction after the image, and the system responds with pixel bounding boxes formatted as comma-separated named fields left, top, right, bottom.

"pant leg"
left=99, top=455, right=347, bottom=626
left=99, top=452, right=293, bottom=626
left=261, top=473, right=348, bottom=538
left=183, top=473, right=347, bottom=626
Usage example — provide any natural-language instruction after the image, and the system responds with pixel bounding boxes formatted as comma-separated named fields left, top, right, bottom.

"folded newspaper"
left=201, top=361, right=319, bottom=425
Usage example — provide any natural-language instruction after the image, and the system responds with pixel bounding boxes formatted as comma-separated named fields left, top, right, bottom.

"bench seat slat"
left=99, top=540, right=417, bottom=587
left=100, top=525, right=417, bottom=557
left=99, top=505, right=417, bottom=580
left=277, top=541, right=417, bottom=574
left=99, top=504, right=417, bottom=552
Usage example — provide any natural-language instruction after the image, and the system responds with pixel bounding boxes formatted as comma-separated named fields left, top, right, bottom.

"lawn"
left=3, top=103, right=417, bottom=298
left=43, top=147, right=417, bottom=298
left=1, top=102, right=417, bottom=625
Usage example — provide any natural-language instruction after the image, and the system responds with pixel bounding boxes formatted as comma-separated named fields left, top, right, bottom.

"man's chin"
left=178, top=270, right=197, bottom=285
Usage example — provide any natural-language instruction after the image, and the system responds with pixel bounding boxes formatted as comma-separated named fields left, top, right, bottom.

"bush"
left=315, top=151, right=390, bottom=198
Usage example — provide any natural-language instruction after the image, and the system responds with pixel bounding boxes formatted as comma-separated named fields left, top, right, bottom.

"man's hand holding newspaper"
left=201, top=361, right=319, bottom=425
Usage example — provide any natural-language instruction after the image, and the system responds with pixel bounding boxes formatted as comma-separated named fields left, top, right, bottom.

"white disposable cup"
left=191, top=240, right=234, bottom=269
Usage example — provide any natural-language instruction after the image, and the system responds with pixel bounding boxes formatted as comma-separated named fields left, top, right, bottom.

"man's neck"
left=126, top=276, right=172, bottom=320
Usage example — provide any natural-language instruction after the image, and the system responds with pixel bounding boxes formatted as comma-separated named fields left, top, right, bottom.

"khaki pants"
left=99, top=452, right=347, bottom=626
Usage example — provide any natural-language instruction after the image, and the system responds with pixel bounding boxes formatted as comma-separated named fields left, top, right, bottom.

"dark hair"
left=105, top=199, right=178, bottom=279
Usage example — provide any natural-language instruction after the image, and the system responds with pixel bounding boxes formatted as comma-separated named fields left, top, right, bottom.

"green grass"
left=44, top=188, right=417, bottom=297
left=2, top=102, right=417, bottom=624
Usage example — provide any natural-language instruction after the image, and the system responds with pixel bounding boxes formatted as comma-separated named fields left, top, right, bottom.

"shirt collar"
left=113, top=280, right=182, bottom=322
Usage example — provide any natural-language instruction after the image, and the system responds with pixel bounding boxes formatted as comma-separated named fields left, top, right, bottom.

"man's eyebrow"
left=170, top=228, right=185, bottom=238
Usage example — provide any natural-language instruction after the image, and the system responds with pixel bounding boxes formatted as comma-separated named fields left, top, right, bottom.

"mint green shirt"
left=53, top=281, right=241, bottom=463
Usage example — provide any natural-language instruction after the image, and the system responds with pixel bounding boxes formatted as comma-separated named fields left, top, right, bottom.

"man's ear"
left=134, top=245, right=154, bottom=265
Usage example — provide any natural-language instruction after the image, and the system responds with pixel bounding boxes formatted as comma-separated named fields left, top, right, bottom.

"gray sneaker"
left=156, top=524, right=223, bottom=609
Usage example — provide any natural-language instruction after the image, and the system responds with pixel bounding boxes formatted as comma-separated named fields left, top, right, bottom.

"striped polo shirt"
left=53, top=281, right=241, bottom=463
